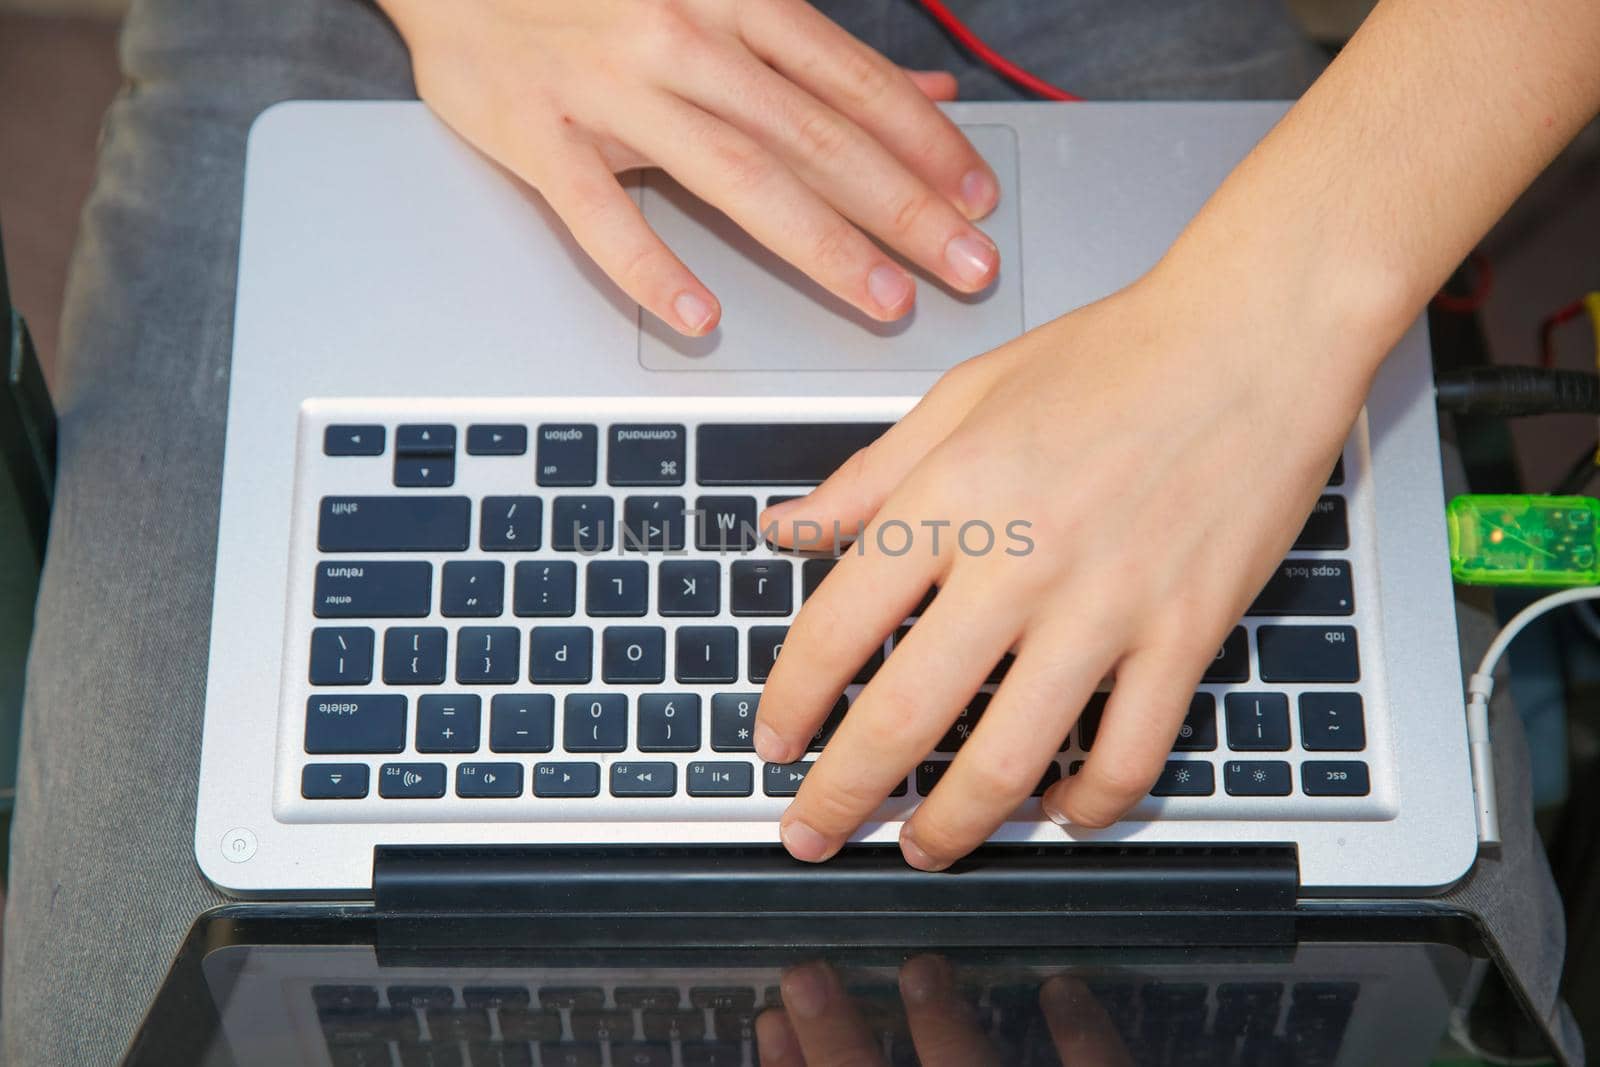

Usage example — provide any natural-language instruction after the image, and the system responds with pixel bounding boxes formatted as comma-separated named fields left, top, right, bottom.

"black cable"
left=1434, top=366, right=1600, bottom=416
left=1552, top=437, right=1600, bottom=496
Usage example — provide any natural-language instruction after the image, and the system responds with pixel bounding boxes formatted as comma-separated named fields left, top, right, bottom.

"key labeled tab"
left=1258, top=626, right=1360, bottom=683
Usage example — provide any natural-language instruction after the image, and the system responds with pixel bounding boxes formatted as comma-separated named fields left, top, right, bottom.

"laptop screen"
left=124, top=905, right=1564, bottom=1066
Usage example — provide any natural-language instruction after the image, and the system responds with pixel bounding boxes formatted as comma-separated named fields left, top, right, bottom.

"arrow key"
left=467, top=424, right=527, bottom=456
left=610, top=762, right=677, bottom=798
left=763, top=760, right=815, bottom=797
left=324, top=424, right=385, bottom=456
left=394, top=455, right=455, bottom=488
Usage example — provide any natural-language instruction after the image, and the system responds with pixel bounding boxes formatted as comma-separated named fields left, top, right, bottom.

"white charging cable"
left=1466, top=585, right=1600, bottom=845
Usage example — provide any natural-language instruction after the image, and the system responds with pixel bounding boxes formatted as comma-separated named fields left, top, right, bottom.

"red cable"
left=1431, top=251, right=1494, bottom=315
left=1539, top=298, right=1587, bottom=369
left=911, top=0, right=1083, bottom=102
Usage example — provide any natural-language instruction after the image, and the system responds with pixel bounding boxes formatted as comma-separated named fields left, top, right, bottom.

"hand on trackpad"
left=639, top=124, right=1024, bottom=373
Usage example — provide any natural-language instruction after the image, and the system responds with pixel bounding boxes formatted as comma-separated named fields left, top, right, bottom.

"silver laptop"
left=194, top=100, right=1486, bottom=899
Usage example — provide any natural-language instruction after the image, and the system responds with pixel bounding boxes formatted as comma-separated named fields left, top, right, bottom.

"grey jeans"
left=2, top=0, right=1577, bottom=1062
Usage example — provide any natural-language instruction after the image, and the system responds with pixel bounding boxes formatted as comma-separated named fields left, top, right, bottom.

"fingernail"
left=960, top=168, right=998, bottom=217
left=900, top=827, right=949, bottom=872
left=753, top=722, right=791, bottom=763
left=944, top=233, right=997, bottom=289
left=673, top=291, right=716, bottom=334
left=899, top=955, right=950, bottom=1006
left=783, top=964, right=831, bottom=1019
left=1043, top=802, right=1072, bottom=827
left=867, top=264, right=914, bottom=317
left=781, top=819, right=835, bottom=863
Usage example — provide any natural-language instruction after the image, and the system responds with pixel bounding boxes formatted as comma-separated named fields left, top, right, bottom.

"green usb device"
left=1446, top=494, right=1600, bottom=587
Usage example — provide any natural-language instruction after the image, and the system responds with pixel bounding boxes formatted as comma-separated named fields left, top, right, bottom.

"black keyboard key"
left=571, top=1009, right=636, bottom=1041
left=916, top=760, right=949, bottom=795
left=457, top=762, right=523, bottom=798
left=1302, top=760, right=1370, bottom=796
left=1204, top=626, right=1250, bottom=682
left=587, top=561, right=649, bottom=616
left=388, top=986, right=455, bottom=1009
left=1151, top=761, right=1215, bottom=796
left=467, top=424, right=526, bottom=455
left=602, top=626, right=666, bottom=684
left=441, top=561, right=504, bottom=617
left=396, top=424, right=455, bottom=455
left=455, top=626, right=519, bottom=684
left=616, top=988, right=683, bottom=1011
left=641, top=1009, right=706, bottom=1040
left=426, top=1008, right=491, bottom=1042
left=379, top=762, right=447, bottom=798
left=513, top=560, right=577, bottom=617
left=986, top=653, right=1014, bottom=684
left=564, top=693, right=628, bottom=751
left=658, top=561, right=719, bottom=616
left=416, top=694, right=482, bottom=753
left=314, top=561, right=432, bottom=619
left=464, top=987, right=533, bottom=1010
left=383, top=627, right=447, bottom=685
left=539, top=987, right=607, bottom=1010
left=610, top=761, right=676, bottom=797
left=608, top=424, right=686, bottom=486
left=325, top=424, right=385, bottom=456
left=537, top=1043, right=599, bottom=1067
left=676, top=627, right=738, bottom=683
left=694, top=496, right=760, bottom=551
left=764, top=761, right=814, bottom=797
left=731, top=560, right=793, bottom=616
left=1328, top=456, right=1345, bottom=486
left=1249, top=560, right=1354, bottom=616
left=621, top=496, right=686, bottom=552
left=551, top=496, right=614, bottom=552
left=638, top=694, right=702, bottom=752
left=1258, top=625, right=1359, bottom=682
left=396, top=1043, right=463, bottom=1067
left=1223, top=760, right=1293, bottom=797
left=319, top=497, right=470, bottom=554
left=1032, top=762, right=1063, bottom=797
left=314, top=986, right=380, bottom=1012
left=687, top=761, right=753, bottom=796
left=696, top=423, right=891, bottom=486
left=529, top=627, right=592, bottom=684
left=1295, top=495, right=1349, bottom=550
left=535, top=424, right=598, bottom=486
left=1299, top=692, right=1365, bottom=751
left=306, top=695, right=407, bottom=754
left=710, top=693, right=760, bottom=751
left=1173, top=693, right=1218, bottom=751
left=807, top=695, right=849, bottom=752
left=681, top=1043, right=744, bottom=1067
left=480, top=496, right=542, bottom=551
left=489, top=694, right=555, bottom=753
left=394, top=456, right=454, bottom=488
left=801, top=557, right=835, bottom=601
left=1225, top=693, right=1291, bottom=751
left=302, top=763, right=370, bottom=798
left=608, top=1044, right=671, bottom=1067
left=747, top=625, right=788, bottom=683
left=534, top=761, right=601, bottom=797
left=310, top=627, right=375, bottom=685
left=936, top=692, right=989, bottom=752
left=690, top=988, right=756, bottom=1011
left=1076, top=693, right=1111, bottom=749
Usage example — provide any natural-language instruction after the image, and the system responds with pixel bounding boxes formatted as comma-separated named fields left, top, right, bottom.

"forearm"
left=1160, top=0, right=1600, bottom=377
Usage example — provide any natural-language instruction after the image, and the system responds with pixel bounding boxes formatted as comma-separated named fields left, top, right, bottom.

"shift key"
left=318, top=496, right=470, bottom=552
left=314, top=561, right=432, bottom=618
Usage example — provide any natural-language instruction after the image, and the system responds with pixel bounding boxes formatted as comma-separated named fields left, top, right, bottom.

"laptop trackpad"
left=638, top=124, right=1023, bottom=373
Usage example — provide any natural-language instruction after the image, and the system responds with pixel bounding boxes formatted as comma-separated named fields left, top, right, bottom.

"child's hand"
left=377, top=0, right=1001, bottom=335
left=753, top=263, right=1377, bottom=870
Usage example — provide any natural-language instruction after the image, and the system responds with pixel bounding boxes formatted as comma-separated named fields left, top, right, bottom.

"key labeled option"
left=534, top=761, right=601, bottom=798
left=687, top=761, right=754, bottom=797
left=318, top=496, right=470, bottom=553
left=313, top=561, right=431, bottom=619
left=301, top=763, right=370, bottom=799
left=305, top=695, right=406, bottom=754
left=610, top=762, right=676, bottom=798
left=608, top=424, right=686, bottom=486
left=536, top=424, right=598, bottom=486
left=379, top=761, right=446, bottom=798
left=456, top=762, right=523, bottom=798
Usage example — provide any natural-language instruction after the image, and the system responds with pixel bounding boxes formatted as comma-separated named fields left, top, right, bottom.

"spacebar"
left=696, top=423, right=894, bottom=486
left=318, top=496, right=471, bottom=552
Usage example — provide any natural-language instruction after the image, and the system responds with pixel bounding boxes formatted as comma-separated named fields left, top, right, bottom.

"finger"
left=1040, top=977, right=1136, bottom=1067
left=778, top=962, right=886, bottom=1066
left=753, top=515, right=945, bottom=770
left=674, top=52, right=997, bottom=293
left=904, top=69, right=959, bottom=101
left=624, top=95, right=917, bottom=321
left=738, top=0, right=999, bottom=218
left=901, top=613, right=1117, bottom=871
left=754, top=1009, right=804, bottom=1066
left=1043, top=645, right=1206, bottom=829
left=776, top=571, right=1021, bottom=863
left=900, top=955, right=1002, bottom=1067
left=511, top=137, right=720, bottom=336
left=762, top=353, right=1009, bottom=549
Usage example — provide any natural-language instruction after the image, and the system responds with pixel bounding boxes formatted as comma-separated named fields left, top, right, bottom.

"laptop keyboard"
left=311, top=974, right=1359, bottom=1067
left=285, top=402, right=1382, bottom=827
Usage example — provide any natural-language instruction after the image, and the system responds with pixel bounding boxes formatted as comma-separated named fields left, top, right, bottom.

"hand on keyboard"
left=755, top=957, right=1131, bottom=1066
left=755, top=272, right=1368, bottom=870
left=376, top=0, right=1001, bottom=334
